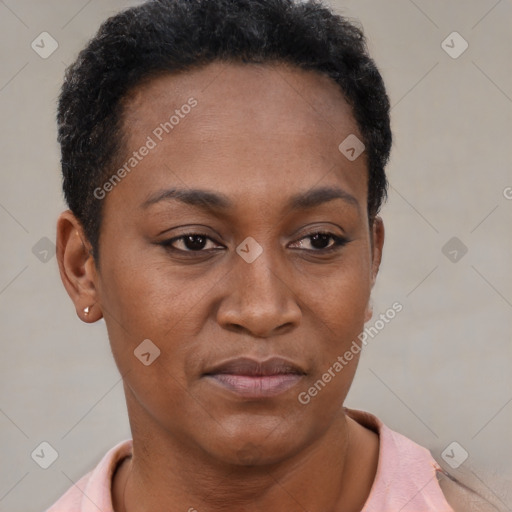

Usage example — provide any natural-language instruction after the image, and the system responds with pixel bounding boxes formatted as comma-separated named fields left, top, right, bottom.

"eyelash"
left=159, top=231, right=349, bottom=256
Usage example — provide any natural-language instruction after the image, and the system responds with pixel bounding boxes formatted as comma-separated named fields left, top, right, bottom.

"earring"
left=84, top=306, right=91, bottom=316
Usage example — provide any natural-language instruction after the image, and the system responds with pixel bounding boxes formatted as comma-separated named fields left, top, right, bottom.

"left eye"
left=290, top=232, right=348, bottom=252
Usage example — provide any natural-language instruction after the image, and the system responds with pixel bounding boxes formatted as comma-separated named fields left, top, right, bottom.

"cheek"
left=295, top=263, right=370, bottom=416
left=305, top=249, right=372, bottom=326
left=99, top=261, right=196, bottom=416
left=97, top=248, right=218, bottom=392
left=96, top=251, right=171, bottom=364
left=99, top=243, right=183, bottom=327
left=298, top=251, right=372, bottom=400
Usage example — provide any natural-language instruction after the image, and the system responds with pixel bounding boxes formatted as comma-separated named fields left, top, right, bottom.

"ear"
left=364, top=216, right=385, bottom=323
left=56, top=210, right=103, bottom=323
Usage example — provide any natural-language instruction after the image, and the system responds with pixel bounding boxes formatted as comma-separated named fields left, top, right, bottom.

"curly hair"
left=57, top=0, right=392, bottom=256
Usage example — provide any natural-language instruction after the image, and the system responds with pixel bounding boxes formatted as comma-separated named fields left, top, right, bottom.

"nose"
left=216, top=250, right=302, bottom=338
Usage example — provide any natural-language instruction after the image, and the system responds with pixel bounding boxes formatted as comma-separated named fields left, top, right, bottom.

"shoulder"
left=344, top=409, right=510, bottom=511
left=437, top=468, right=505, bottom=512
left=45, top=439, right=133, bottom=511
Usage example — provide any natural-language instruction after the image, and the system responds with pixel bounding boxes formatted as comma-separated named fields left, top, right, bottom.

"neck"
left=116, top=392, right=378, bottom=512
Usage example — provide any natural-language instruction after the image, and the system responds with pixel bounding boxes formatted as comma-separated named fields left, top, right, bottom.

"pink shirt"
left=45, top=408, right=454, bottom=511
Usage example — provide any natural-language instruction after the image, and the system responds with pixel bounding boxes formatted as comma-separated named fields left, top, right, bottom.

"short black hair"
left=57, top=0, right=392, bottom=256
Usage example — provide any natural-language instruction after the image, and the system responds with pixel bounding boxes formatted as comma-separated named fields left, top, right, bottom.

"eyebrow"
left=141, top=185, right=359, bottom=213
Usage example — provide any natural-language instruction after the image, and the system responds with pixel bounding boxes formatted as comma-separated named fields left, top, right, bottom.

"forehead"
left=123, top=61, right=361, bottom=141
left=114, top=61, right=368, bottom=209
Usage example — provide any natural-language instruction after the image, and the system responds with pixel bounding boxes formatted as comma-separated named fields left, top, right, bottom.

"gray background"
left=0, top=1, right=511, bottom=511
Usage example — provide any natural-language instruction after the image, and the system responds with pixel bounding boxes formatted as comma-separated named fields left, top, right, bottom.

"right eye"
left=159, top=233, right=225, bottom=254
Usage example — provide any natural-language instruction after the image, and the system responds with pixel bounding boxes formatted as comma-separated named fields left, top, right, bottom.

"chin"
left=202, top=419, right=308, bottom=467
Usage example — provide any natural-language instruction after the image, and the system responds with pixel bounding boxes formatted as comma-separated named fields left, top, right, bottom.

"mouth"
left=203, top=357, right=306, bottom=399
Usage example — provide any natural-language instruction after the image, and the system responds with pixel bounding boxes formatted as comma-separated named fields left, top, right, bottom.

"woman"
left=48, top=0, right=495, bottom=510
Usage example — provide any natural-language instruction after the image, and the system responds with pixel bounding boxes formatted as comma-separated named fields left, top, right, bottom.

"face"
left=59, top=62, right=384, bottom=466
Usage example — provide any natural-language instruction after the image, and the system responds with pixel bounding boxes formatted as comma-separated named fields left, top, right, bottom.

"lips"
left=204, top=357, right=305, bottom=377
left=203, top=357, right=306, bottom=399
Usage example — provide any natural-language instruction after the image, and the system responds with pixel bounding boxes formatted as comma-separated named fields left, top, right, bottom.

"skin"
left=57, top=62, right=385, bottom=512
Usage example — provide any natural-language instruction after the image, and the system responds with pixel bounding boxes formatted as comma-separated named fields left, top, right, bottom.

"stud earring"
left=84, top=306, right=91, bottom=316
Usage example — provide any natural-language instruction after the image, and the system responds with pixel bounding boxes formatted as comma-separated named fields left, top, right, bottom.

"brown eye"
left=180, top=234, right=208, bottom=251
left=160, top=233, right=223, bottom=253
left=291, top=232, right=348, bottom=252
left=309, top=233, right=334, bottom=250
